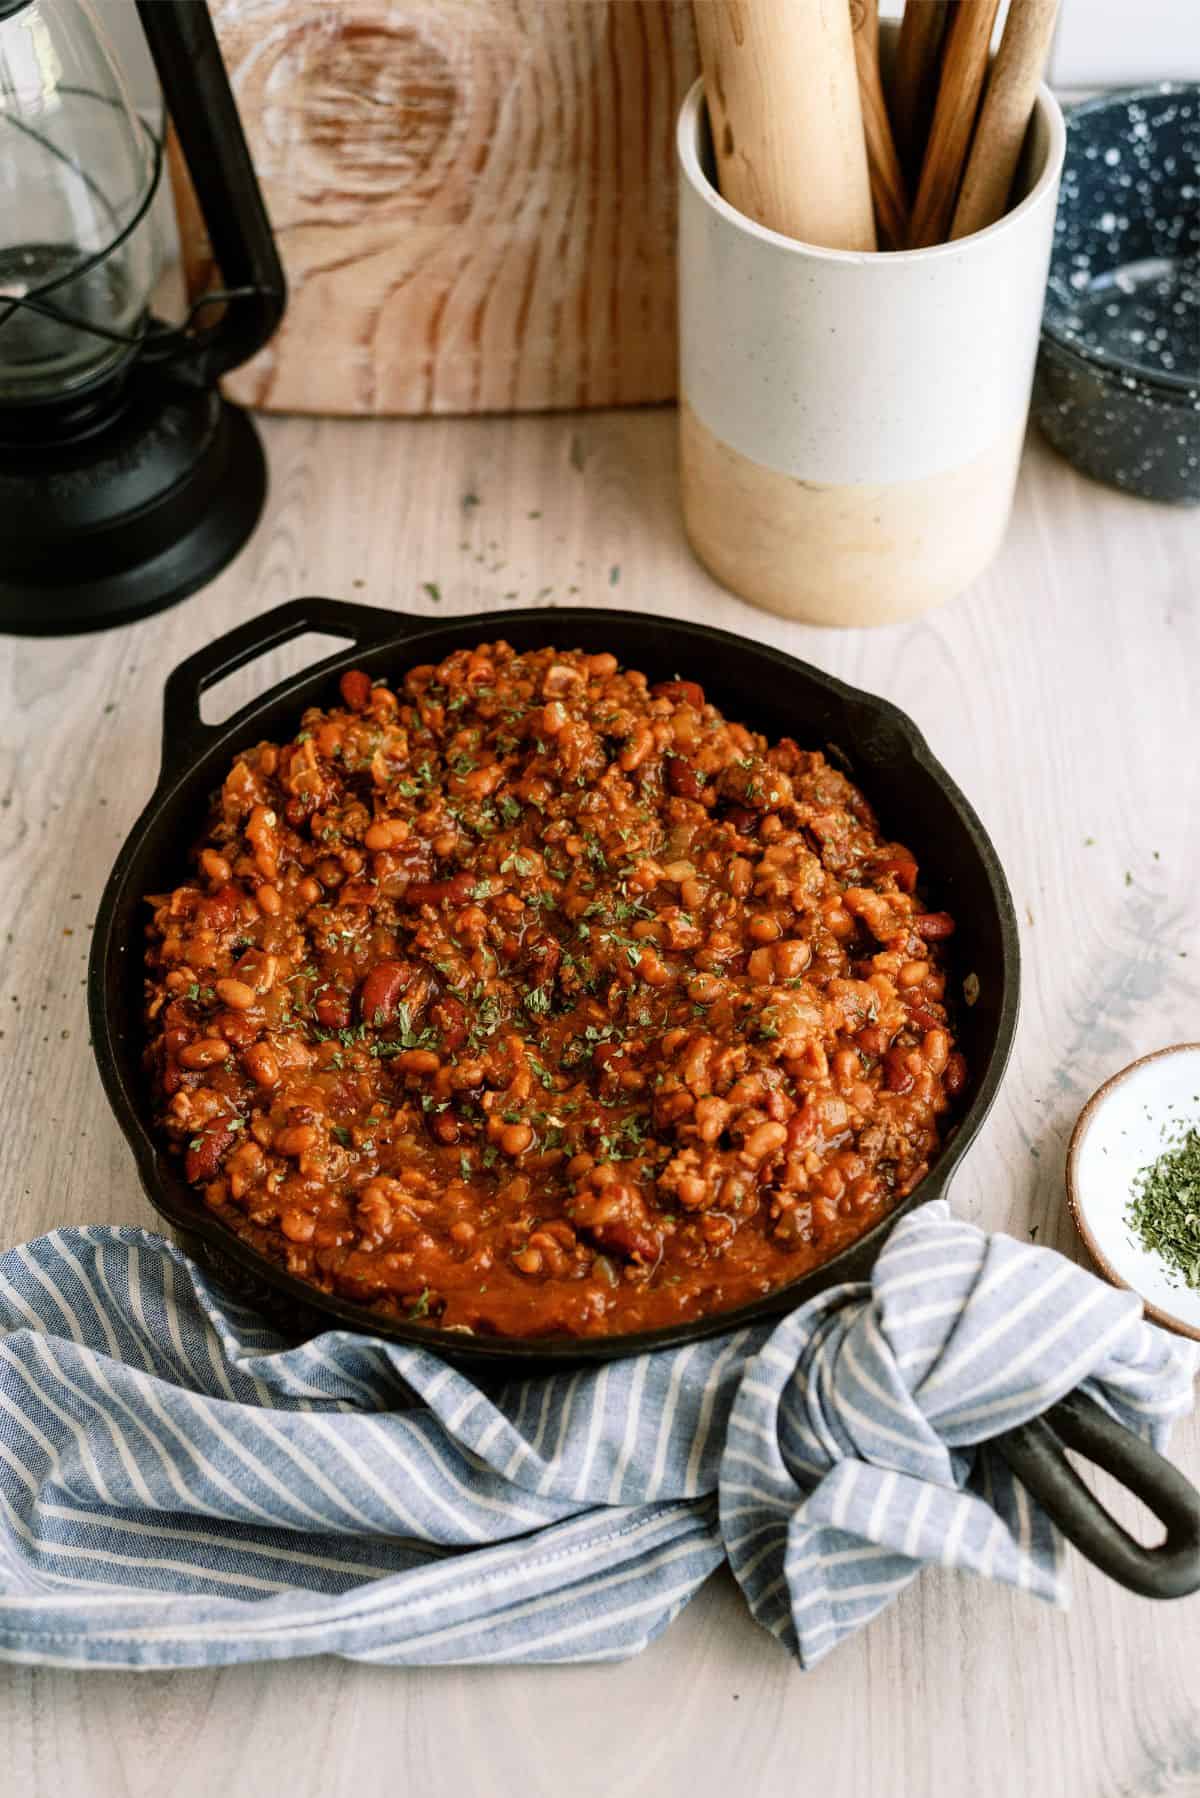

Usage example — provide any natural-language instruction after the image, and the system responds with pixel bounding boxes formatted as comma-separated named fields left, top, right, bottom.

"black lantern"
left=0, top=0, right=284, bottom=635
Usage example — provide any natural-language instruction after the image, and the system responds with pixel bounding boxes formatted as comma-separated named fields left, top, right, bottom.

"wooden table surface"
left=1, top=408, right=1198, bottom=1798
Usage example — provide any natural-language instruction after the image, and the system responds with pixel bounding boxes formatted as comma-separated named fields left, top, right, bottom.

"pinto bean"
left=215, top=978, right=255, bottom=1012
left=179, top=1037, right=231, bottom=1070
left=275, top=1123, right=318, bottom=1157
left=742, top=1120, right=788, bottom=1163
left=364, top=818, right=409, bottom=851
left=243, top=1042, right=280, bottom=1087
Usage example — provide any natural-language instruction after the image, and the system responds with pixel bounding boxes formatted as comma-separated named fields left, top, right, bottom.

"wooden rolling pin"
left=890, top=0, right=950, bottom=185
left=951, top=0, right=1061, bottom=238
left=693, top=0, right=876, bottom=251
left=849, top=0, right=909, bottom=249
left=908, top=0, right=1002, bottom=249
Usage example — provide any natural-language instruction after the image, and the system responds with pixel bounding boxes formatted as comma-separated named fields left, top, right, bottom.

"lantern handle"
left=135, top=0, right=284, bottom=381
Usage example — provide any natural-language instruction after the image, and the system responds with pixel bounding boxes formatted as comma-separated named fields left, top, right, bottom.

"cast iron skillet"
left=89, top=597, right=1200, bottom=1599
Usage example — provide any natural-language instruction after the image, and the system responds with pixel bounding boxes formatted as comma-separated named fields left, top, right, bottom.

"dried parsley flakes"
left=1125, top=1124, right=1200, bottom=1289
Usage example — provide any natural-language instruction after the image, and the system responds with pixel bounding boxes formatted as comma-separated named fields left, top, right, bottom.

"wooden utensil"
left=908, top=0, right=1002, bottom=249
left=849, top=0, right=909, bottom=249
left=890, top=0, right=951, bottom=184
left=693, top=0, right=876, bottom=250
left=951, top=0, right=1061, bottom=238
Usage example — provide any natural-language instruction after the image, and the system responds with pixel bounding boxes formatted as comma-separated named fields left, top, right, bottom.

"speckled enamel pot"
left=1034, top=85, right=1200, bottom=505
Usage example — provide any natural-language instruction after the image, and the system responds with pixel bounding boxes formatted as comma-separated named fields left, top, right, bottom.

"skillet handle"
left=161, top=596, right=419, bottom=779
left=994, top=1388, right=1200, bottom=1599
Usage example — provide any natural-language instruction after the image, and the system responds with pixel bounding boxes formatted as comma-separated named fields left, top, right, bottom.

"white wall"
left=879, top=0, right=1198, bottom=87
left=98, top=0, right=1199, bottom=111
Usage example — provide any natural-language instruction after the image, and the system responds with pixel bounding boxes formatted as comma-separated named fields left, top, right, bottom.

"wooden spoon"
left=951, top=0, right=1061, bottom=238
left=909, top=0, right=1002, bottom=249
left=890, top=0, right=951, bottom=185
left=693, top=0, right=877, bottom=251
left=849, top=0, right=910, bottom=250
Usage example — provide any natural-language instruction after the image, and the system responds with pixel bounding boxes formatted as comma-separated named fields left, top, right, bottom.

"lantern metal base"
left=0, top=376, right=267, bottom=637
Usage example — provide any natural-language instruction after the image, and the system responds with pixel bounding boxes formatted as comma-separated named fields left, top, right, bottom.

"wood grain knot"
left=297, top=22, right=460, bottom=206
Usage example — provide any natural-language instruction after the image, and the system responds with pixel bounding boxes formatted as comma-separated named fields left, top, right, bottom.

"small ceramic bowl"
left=1034, top=84, right=1200, bottom=505
left=1067, top=1044, right=1200, bottom=1342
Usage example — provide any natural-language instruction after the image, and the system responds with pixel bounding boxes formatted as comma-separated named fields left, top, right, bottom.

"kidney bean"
left=340, top=880, right=380, bottom=907
left=944, top=1052, right=968, bottom=1098
left=429, top=1111, right=461, bottom=1145
left=358, top=958, right=414, bottom=1025
left=914, top=911, right=956, bottom=940
left=430, top=994, right=468, bottom=1053
left=875, top=857, right=919, bottom=893
left=186, top=1117, right=237, bottom=1183
left=665, top=755, right=702, bottom=799
left=651, top=679, right=705, bottom=709
left=200, top=884, right=242, bottom=932
left=339, top=669, right=373, bottom=712
left=883, top=1048, right=916, bottom=1094
left=723, top=806, right=757, bottom=835
left=524, top=930, right=561, bottom=983
left=404, top=873, right=474, bottom=908
left=905, top=1002, right=943, bottom=1033
left=315, top=989, right=352, bottom=1030
left=786, top=1105, right=817, bottom=1151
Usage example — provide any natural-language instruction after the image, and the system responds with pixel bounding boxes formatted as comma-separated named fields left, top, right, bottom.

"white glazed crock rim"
left=1065, top=1042, right=1200, bottom=1345
left=677, top=73, right=1067, bottom=265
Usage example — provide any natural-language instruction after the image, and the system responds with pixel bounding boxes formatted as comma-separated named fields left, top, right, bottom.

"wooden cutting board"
left=195, top=0, right=698, bottom=416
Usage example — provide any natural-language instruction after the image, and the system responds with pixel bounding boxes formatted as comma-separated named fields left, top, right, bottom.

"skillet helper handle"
left=995, top=1388, right=1200, bottom=1599
left=160, top=596, right=415, bottom=780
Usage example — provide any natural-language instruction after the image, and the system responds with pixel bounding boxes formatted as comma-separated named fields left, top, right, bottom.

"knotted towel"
left=0, top=1201, right=1193, bottom=1669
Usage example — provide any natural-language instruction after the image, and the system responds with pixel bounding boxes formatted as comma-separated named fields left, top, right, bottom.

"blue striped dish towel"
left=0, top=1200, right=1193, bottom=1670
